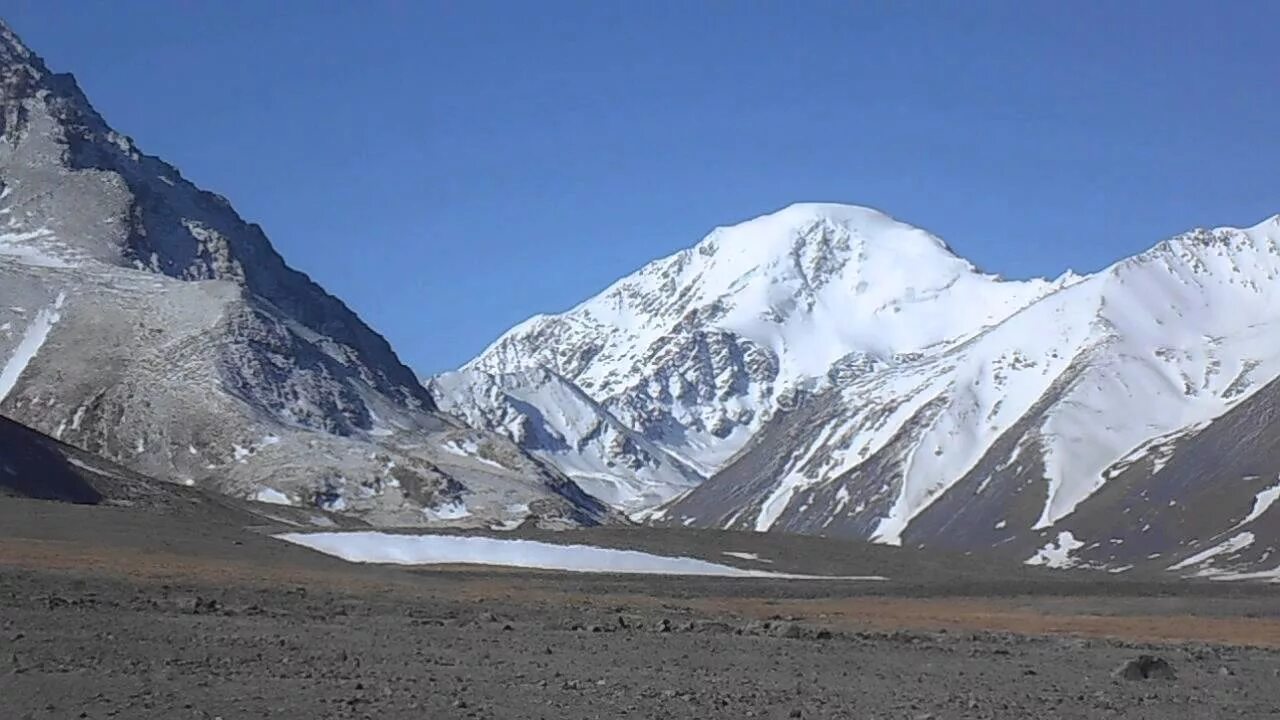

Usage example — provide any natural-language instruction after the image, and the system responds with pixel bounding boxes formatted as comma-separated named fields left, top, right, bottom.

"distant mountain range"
left=439, top=202, right=1280, bottom=579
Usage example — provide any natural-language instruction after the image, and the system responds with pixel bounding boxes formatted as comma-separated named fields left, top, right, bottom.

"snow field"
left=277, top=532, right=886, bottom=580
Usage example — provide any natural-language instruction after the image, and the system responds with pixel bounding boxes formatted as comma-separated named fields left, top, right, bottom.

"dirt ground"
left=3, top=498, right=1280, bottom=719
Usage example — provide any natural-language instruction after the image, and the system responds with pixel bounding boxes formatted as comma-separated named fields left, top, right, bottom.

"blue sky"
left=6, top=1, right=1278, bottom=374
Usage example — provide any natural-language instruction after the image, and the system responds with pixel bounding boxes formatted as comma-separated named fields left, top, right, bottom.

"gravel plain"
left=3, top=496, right=1280, bottom=719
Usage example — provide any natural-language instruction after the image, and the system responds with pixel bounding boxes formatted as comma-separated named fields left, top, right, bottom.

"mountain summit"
left=469, top=202, right=1054, bottom=385
left=439, top=203, right=1059, bottom=504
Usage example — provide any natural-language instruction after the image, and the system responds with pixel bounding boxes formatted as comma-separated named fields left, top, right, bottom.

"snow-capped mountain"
left=0, top=20, right=615, bottom=529
left=447, top=202, right=1280, bottom=575
left=465, top=203, right=1065, bottom=471
left=454, top=202, right=1068, bottom=493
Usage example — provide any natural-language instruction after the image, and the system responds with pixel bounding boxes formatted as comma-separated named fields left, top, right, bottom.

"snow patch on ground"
left=755, top=483, right=797, bottom=532
left=64, top=455, right=127, bottom=481
left=1197, top=566, right=1280, bottom=583
left=1239, top=481, right=1280, bottom=528
left=1025, top=531, right=1084, bottom=569
left=1169, top=532, right=1255, bottom=571
left=441, top=438, right=506, bottom=470
left=276, top=532, right=887, bottom=579
left=0, top=227, right=73, bottom=268
left=832, top=485, right=851, bottom=514
left=422, top=499, right=471, bottom=521
left=722, top=551, right=773, bottom=564
left=442, top=438, right=482, bottom=457
left=254, top=488, right=292, bottom=506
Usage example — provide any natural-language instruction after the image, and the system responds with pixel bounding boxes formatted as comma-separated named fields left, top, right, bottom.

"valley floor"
left=2, top=498, right=1280, bottom=719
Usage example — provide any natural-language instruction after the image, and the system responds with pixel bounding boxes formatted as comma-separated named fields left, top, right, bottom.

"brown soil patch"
left=676, top=595, right=1280, bottom=649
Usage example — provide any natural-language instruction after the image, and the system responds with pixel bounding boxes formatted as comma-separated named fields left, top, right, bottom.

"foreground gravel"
left=4, top=565, right=1280, bottom=720
left=2, top=497, right=1279, bottom=719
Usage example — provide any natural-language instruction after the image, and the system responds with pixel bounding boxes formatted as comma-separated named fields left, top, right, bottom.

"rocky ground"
left=2, top=497, right=1280, bottom=719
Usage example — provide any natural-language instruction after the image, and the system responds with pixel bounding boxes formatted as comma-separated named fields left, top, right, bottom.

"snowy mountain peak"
left=703, top=202, right=959, bottom=261
left=1229, top=213, right=1280, bottom=235
left=687, top=202, right=970, bottom=301
left=452, top=202, right=1059, bottom=481
left=468, top=202, right=1048, bottom=386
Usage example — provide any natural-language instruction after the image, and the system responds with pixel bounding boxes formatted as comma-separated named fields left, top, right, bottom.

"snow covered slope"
left=430, top=367, right=702, bottom=512
left=0, top=20, right=616, bottom=530
left=462, top=203, right=1059, bottom=472
left=447, top=200, right=1280, bottom=573
left=277, top=532, right=884, bottom=579
left=663, top=216, right=1280, bottom=570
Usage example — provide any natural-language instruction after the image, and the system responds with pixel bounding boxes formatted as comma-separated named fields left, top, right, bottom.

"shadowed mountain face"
left=0, top=410, right=386, bottom=533
left=0, top=21, right=617, bottom=530
left=443, top=202, right=1280, bottom=578
left=0, top=413, right=101, bottom=504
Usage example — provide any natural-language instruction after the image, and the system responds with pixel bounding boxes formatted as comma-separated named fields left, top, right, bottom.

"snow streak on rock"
left=0, top=292, right=63, bottom=401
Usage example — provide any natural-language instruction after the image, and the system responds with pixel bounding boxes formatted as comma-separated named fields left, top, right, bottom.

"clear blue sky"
left=6, top=1, right=1278, bottom=374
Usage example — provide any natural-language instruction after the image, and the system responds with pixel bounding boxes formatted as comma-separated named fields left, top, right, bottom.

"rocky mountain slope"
left=0, top=20, right=614, bottom=529
left=443, top=202, right=1280, bottom=577
left=429, top=367, right=702, bottom=512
